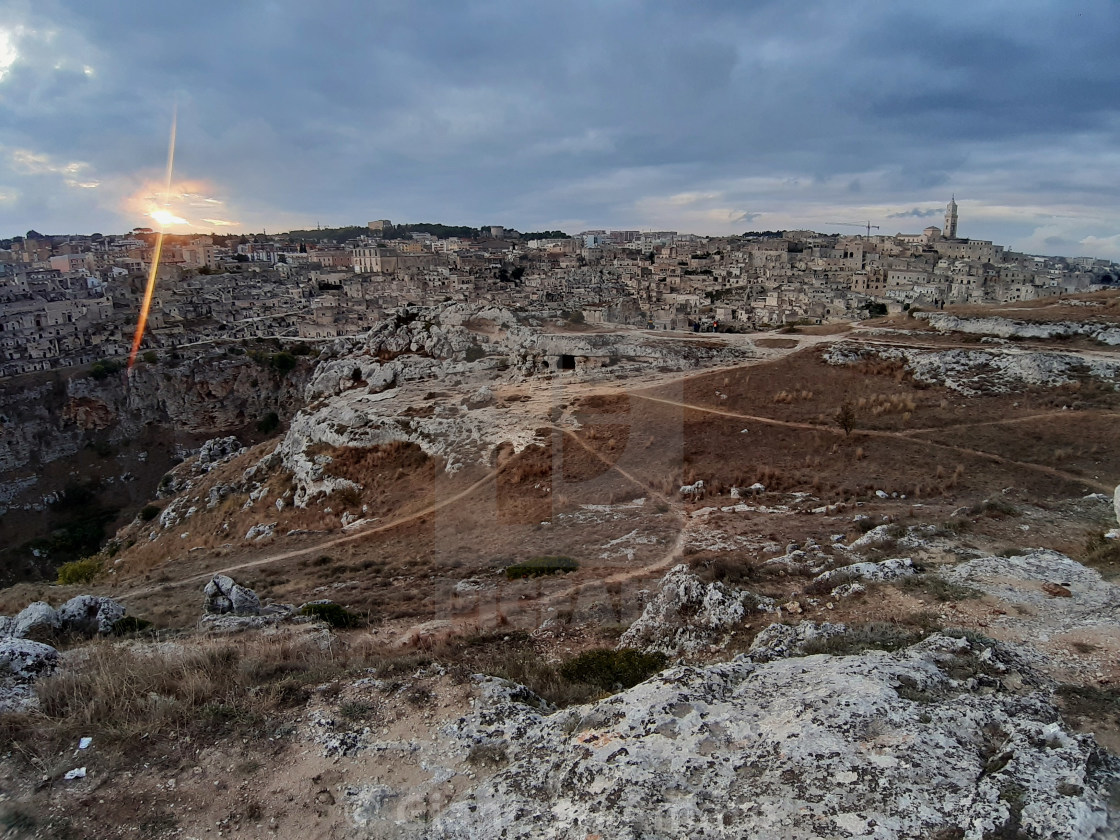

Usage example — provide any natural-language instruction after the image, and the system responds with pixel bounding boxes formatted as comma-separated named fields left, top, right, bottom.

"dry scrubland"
left=3, top=297, right=1120, bottom=837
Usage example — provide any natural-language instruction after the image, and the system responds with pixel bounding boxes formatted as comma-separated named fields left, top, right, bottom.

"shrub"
left=269, top=351, right=297, bottom=373
left=257, top=411, right=280, bottom=434
left=558, top=648, right=667, bottom=691
left=89, top=359, right=123, bottom=380
left=142, top=350, right=158, bottom=364
left=56, top=558, right=102, bottom=585
left=298, top=602, right=362, bottom=628
left=506, top=555, right=579, bottom=579
left=801, top=622, right=920, bottom=656
left=465, top=344, right=487, bottom=363
left=111, top=616, right=154, bottom=635
left=139, top=504, right=162, bottom=522
left=965, top=498, right=1020, bottom=519
left=1083, top=531, right=1120, bottom=570
left=898, top=575, right=982, bottom=602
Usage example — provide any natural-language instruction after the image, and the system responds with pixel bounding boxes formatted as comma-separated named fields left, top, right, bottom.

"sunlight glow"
left=128, top=107, right=177, bottom=371
left=149, top=208, right=187, bottom=226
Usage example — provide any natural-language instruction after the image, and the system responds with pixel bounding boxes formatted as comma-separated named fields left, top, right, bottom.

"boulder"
left=0, top=637, right=60, bottom=713
left=0, top=616, right=12, bottom=638
left=57, top=595, right=126, bottom=636
left=13, top=601, right=61, bottom=641
left=203, top=574, right=260, bottom=616
left=0, top=637, right=59, bottom=681
left=618, top=564, right=772, bottom=655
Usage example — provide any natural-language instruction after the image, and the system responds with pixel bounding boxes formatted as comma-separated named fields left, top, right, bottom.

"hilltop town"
left=2, top=200, right=1117, bottom=378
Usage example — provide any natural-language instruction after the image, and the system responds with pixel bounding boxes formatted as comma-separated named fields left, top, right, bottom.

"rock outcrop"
left=618, top=564, right=772, bottom=655
left=824, top=342, right=1120, bottom=396
left=203, top=574, right=261, bottom=616
left=435, top=634, right=1119, bottom=839
left=271, top=304, right=760, bottom=504
left=917, top=312, right=1120, bottom=346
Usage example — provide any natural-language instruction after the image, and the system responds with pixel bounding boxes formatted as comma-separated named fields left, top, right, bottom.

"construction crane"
left=824, top=220, right=881, bottom=237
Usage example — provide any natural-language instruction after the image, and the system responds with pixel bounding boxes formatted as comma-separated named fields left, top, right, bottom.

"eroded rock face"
left=436, top=635, right=1119, bottom=839
left=272, top=304, right=760, bottom=505
left=618, top=564, right=772, bottom=655
left=203, top=574, right=261, bottom=616
left=824, top=342, right=1120, bottom=396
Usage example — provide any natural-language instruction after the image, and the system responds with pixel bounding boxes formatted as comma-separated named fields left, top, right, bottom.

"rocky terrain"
left=0, top=346, right=313, bottom=584
left=2, top=297, right=1120, bottom=838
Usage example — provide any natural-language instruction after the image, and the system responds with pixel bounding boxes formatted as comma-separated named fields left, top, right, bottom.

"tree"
left=835, top=401, right=857, bottom=437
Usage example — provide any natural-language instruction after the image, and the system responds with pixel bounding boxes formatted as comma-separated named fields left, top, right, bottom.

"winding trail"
left=118, top=468, right=501, bottom=603
left=629, top=393, right=1114, bottom=494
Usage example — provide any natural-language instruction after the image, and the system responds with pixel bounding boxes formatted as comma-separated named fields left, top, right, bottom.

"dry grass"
left=1, top=629, right=353, bottom=763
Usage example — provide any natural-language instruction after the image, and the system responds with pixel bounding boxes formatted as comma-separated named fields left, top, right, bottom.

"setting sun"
left=149, top=207, right=187, bottom=227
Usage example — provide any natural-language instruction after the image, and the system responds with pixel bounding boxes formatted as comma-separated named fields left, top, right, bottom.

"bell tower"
left=944, top=195, right=958, bottom=239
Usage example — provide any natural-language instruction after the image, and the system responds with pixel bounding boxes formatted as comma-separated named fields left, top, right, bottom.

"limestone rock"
left=0, top=616, right=12, bottom=638
left=464, top=385, right=494, bottom=409
left=939, top=550, right=1120, bottom=644
left=57, top=595, right=126, bottom=636
left=13, top=601, right=61, bottom=641
left=746, top=620, right=848, bottom=662
left=810, top=557, right=915, bottom=591
left=0, top=638, right=59, bottom=712
left=203, top=574, right=261, bottom=616
left=618, top=564, right=772, bottom=655
left=245, top=522, right=276, bottom=540
left=1114, top=483, right=1120, bottom=528
left=435, top=634, right=1119, bottom=839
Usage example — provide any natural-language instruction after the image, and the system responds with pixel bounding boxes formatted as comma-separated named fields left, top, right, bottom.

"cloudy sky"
left=0, top=1, right=1118, bottom=258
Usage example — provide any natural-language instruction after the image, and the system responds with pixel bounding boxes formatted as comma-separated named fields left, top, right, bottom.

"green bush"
left=558, top=648, right=667, bottom=691
left=142, top=350, right=158, bottom=364
left=89, top=359, right=123, bottom=380
left=257, top=411, right=280, bottom=434
left=111, top=616, right=154, bottom=635
left=298, top=602, right=362, bottom=628
left=506, top=555, right=578, bottom=580
left=465, top=344, right=487, bottom=363
left=56, top=558, right=102, bottom=585
left=139, top=504, right=162, bottom=522
left=269, top=351, right=297, bottom=373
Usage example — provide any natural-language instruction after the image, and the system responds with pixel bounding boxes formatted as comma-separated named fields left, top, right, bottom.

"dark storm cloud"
left=0, top=1, right=1117, bottom=256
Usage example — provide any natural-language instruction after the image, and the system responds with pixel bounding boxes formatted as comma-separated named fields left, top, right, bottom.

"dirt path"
left=629, top=393, right=1114, bottom=493
left=117, top=468, right=501, bottom=603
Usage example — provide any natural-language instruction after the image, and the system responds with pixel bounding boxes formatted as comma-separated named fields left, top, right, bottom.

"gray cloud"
left=888, top=208, right=943, bottom=219
left=0, top=1, right=1116, bottom=257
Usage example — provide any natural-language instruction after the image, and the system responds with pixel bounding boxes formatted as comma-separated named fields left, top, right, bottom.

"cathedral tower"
left=944, top=195, right=958, bottom=239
